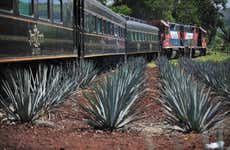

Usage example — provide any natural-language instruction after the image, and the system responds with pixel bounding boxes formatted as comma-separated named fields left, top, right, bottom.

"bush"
left=158, top=57, right=225, bottom=133
left=80, top=58, right=145, bottom=131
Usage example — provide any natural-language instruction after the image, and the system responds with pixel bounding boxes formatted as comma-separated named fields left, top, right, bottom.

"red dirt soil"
left=0, top=67, right=229, bottom=150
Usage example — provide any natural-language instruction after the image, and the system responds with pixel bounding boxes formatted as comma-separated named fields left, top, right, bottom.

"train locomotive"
left=148, top=20, right=207, bottom=58
left=0, top=0, right=206, bottom=63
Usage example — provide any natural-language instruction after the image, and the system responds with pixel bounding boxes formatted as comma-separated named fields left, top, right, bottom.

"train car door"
left=74, top=0, right=84, bottom=57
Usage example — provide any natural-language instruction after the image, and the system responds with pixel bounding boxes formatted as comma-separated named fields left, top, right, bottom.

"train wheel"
left=191, top=49, right=196, bottom=58
left=203, top=48, right=207, bottom=56
left=167, top=49, right=173, bottom=58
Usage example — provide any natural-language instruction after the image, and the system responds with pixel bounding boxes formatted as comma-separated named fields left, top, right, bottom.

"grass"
left=194, top=51, right=230, bottom=62
left=147, top=51, right=230, bottom=67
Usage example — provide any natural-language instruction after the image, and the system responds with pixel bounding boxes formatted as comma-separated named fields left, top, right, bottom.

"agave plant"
left=77, top=60, right=98, bottom=89
left=158, top=60, right=225, bottom=133
left=48, top=59, right=98, bottom=105
left=0, top=65, right=55, bottom=122
left=179, top=58, right=230, bottom=104
left=0, top=60, right=98, bottom=122
left=80, top=58, right=145, bottom=131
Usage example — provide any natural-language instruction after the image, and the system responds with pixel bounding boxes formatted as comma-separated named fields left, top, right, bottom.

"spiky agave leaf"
left=80, top=58, right=145, bottom=131
left=158, top=61, right=225, bottom=133
left=78, top=60, right=98, bottom=89
left=0, top=65, right=53, bottom=122
left=47, top=59, right=98, bottom=106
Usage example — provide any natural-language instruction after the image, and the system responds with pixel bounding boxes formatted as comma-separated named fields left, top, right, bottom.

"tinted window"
left=84, top=12, right=90, bottom=32
left=128, top=32, right=131, bottom=41
left=97, top=18, right=102, bottom=33
left=19, top=0, right=32, bottom=16
left=0, top=0, right=13, bottom=11
left=88, top=14, right=96, bottom=33
left=53, top=0, right=62, bottom=22
left=103, top=20, right=107, bottom=34
left=38, top=0, right=49, bottom=19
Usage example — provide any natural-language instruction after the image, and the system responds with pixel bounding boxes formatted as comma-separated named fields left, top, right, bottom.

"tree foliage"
left=98, top=0, right=228, bottom=44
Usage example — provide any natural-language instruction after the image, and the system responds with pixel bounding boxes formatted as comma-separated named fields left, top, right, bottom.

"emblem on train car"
left=28, top=25, right=44, bottom=48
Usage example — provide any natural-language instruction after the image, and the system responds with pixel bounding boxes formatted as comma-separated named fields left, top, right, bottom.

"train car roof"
left=168, top=22, right=182, bottom=26
left=127, top=20, right=159, bottom=33
left=85, top=0, right=126, bottom=23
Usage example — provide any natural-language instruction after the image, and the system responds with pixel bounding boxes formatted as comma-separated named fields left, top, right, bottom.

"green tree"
left=220, top=24, right=230, bottom=51
left=172, top=0, right=199, bottom=25
left=108, top=5, right=132, bottom=15
left=193, top=0, right=227, bottom=43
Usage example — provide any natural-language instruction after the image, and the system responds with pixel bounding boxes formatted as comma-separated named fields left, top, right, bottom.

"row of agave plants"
left=0, top=58, right=146, bottom=131
left=0, top=60, right=98, bottom=123
left=179, top=58, right=230, bottom=105
left=157, top=57, right=227, bottom=133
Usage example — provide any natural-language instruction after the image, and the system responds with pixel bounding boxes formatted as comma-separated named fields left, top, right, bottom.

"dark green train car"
left=0, top=0, right=76, bottom=63
left=126, top=20, right=160, bottom=56
left=83, top=0, right=126, bottom=58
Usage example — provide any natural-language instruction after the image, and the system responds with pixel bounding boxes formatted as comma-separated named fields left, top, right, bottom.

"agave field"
left=0, top=57, right=229, bottom=149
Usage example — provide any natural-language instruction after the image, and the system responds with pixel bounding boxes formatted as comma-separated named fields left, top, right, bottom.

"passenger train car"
left=122, top=16, right=160, bottom=59
left=0, top=0, right=160, bottom=63
left=0, top=0, right=76, bottom=63
left=83, top=0, right=126, bottom=57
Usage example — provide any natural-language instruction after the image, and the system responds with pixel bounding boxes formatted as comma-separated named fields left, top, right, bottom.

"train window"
left=107, top=22, right=110, bottom=34
left=131, top=32, right=134, bottom=41
left=118, top=27, right=121, bottom=37
left=146, top=34, right=149, bottom=41
left=121, top=28, right=123, bottom=37
left=111, top=24, right=114, bottom=35
left=121, top=28, right=124, bottom=37
left=132, top=32, right=135, bottom=41
left=128, top=32, right=131, bottom=41
left=88, top=14, right=96, bottom=33
left=155, top=35, right=158, bottom=41
left=136, top=32, right=139, bottom=41
left=103, top=20, right=107, bottom=34
left=137, top=32, right=140, bottom=41
left=107, top=21, right=110, bottom=34
left=53, top=0, right=62, bottom=23
left=38, top=0, right=49, bottom=19
left=97, top=18, right=102, bottom=33
left=170, top=24, right=176, bottom=31
left=19, top=0, right=32, bottom=16
left=114, top=25, right=119, bottom=37
left=135, top=32, right=138, bottom=41
left=0, top=0, right=13, bottom=11
left=84, top=13, right=90, bottom=32
left=140, top=33, right=143, bottom=41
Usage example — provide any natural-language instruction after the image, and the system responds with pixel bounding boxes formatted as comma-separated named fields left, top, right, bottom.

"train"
left=147, top=20, right=207, bottom=58
left=0, top=0, right=207, bottom=64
